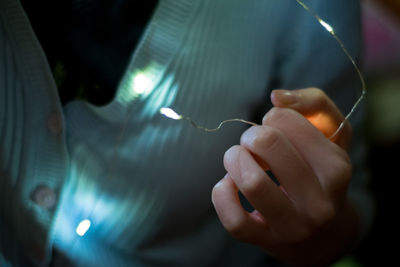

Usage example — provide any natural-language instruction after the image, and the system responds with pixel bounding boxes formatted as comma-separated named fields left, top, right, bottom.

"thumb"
left=270, top=88, right=351, bottom=149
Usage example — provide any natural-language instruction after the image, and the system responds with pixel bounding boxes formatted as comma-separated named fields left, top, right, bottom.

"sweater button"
left=47, top=112, right=63, bottom=135
left=31, top=185, right=57, bottom=210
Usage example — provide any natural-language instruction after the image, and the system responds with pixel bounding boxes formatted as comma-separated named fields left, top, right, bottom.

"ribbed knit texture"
left=1, top=0, right=372, bottom=266
left=0, top=0, right=69, bottom=265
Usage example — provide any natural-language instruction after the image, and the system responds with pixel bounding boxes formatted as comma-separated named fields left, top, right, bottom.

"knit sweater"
left=0, top=0, right=372, bottom=266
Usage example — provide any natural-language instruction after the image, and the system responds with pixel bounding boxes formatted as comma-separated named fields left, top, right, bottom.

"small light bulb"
left=160, top=108, right=183, bottom=120
left=318, top=19, right=334, bottom=33
left=76, top=219, right=91, bottom=237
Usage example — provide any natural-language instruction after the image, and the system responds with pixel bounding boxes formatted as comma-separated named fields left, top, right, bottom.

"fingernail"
left=272, top=90, right=298, bottom=105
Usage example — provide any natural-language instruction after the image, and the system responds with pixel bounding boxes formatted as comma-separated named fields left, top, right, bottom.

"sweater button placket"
left=31, top=185, right=57, bottom=210
left=47, top=112, right=63, bottom=135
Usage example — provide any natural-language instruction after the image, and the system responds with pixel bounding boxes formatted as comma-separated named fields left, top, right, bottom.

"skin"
left=212, top=88, right=359, bottom=266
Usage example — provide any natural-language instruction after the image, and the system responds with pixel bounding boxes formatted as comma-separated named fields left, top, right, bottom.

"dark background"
left=350, top=0, right=400, bottom=266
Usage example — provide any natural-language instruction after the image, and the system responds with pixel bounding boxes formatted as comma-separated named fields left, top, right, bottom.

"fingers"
left=211, top=174, right=269, bottom=244
left=222, top=146, right=311, bottom=242
left=271, top=88, right=352, bottom=149
left=223, top=146, right=295, bottom=219
left=215, top=88, right=353, bottom=248
left=262, top=107, right=352, bottom=201
left=239, top=126, right=325, bottom=212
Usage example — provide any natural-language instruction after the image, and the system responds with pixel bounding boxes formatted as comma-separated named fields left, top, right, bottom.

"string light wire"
left=184, top=117, right=258, bottom=132
left=66, top=1, right=367, bottom=258
left=161, top=0, right=367, bottom=140
left=294, top=0, right=367, bottom=139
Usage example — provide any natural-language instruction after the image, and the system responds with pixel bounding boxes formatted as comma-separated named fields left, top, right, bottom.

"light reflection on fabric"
left=46, top=1, right=365, bottom=265
left=131, top=73, right=155, bottom=95
left=116, top=62, right=163, bottom=105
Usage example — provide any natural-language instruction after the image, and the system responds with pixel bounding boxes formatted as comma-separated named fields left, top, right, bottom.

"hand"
left=212, top=88, right=359, bottom=266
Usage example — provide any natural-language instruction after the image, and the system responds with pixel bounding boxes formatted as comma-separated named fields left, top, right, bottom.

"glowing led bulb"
left=160, top=108, right=183, bottom=120
left=318, top=19, right=334, bottom=34
left=76, top=219, right=91, bottom=236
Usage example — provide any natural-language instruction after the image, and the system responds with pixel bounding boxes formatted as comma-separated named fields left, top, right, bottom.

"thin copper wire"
left=70, top=0, right=367, bottom=246
left=183, top=117, right=258, bottom=132
left=168, top=0, right=367, bottom=140
left=294, top=0, right=367, bottom=140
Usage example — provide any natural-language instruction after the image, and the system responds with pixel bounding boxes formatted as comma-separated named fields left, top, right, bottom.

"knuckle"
left=240, top=172, right=265, bottom=197
left=247, top=126, right=282, bottom=152
left=326, top=154, right=352, bottom=187
left=224, top=145, right=242, bottom=167
left=262, top=107, right=288, bottom=125
left=224, top=145, right=242, bottom=159
left=304, top=200, right=336, bottom=231
left=211, top=182, right=224, bottom=200
left=310, top=88, right=328, bottom=106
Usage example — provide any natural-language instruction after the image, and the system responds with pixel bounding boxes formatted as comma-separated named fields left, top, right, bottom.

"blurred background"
left=335, top=0, right=400, bottom=266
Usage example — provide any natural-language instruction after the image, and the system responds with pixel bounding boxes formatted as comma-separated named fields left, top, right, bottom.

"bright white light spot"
left=76, top=219, right=91, bottom=236
left=132, top=73, right=154, bottom=94
left=318, top=19, right=334, bottom=33
left=160, top=108, right=183, bottom=120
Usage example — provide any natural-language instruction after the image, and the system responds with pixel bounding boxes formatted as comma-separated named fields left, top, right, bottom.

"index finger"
left=271, top=88, right=352, bottom=149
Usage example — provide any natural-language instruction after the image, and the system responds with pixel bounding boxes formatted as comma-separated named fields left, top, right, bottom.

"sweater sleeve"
left=276, top=0, right=374, bottom=240
left=0, top=1, right=68, bottom=266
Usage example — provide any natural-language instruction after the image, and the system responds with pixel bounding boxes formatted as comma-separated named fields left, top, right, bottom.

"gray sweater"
left=0, top=0, right=372, bottom=266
